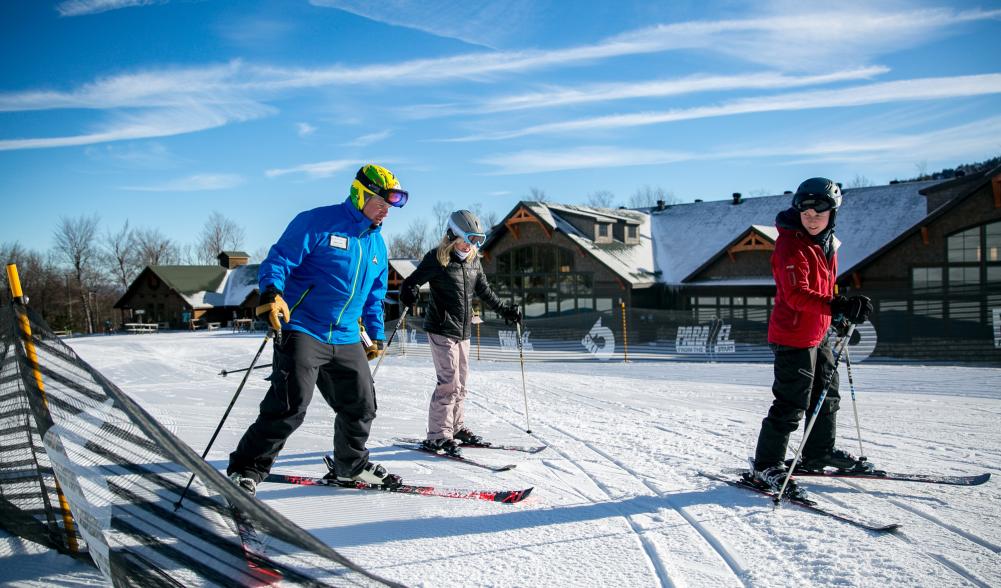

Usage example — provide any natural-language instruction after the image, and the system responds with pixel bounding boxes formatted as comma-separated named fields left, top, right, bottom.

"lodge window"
left=627, top=225, right=638, bottom=241
left=945, top=220, right=1001, bottom=290
left=911, top=267, right=943, bottom=290
left=596, top=223, right=610, bottom=239
left=489, top=245, right=599, bottom=317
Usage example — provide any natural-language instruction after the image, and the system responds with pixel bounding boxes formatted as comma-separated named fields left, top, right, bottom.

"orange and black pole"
left=5, top=263, right=80, bottom=553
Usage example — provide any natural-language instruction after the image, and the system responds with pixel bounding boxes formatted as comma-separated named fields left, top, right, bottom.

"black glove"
left=500, top=304, right=522, bottom=326
left=830, top=295, right=873, bottom=325
left=399, top=284, right=418, bottom=308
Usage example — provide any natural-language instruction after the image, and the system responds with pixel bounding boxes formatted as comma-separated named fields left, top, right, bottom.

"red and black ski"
left=393, top=442, right=517, bottom=472
left=264, top=473, right=533, bottom=504
left=700, top=471, right=901, bottom=533
left=395, top=437, right=547, bottom=454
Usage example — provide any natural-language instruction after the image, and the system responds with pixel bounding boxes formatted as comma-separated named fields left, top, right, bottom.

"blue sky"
left=1, top=0, right=1000, bottom=258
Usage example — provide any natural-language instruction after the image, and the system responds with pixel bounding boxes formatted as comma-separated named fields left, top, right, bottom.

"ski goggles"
left=355, top=169, right=408, bottom=208
left=448, top=227, right=486, bottom=246
left=793, top=197, right=834, bottom=213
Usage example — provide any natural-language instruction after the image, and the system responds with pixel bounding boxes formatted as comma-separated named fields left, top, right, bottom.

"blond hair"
left=436, top=236, right=479, bottom=267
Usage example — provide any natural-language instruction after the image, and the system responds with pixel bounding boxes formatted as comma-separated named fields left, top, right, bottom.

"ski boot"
left=421, top=437, right=463, bottom=457
left=228, top=471, right=258, bottom=496
left=747, top=464, right=808, bottom=501
left=795, top=449, right=875, bottom=473
left=454, top=427, right=487, bottom=446
left=323, top=455, right=403, bottom=488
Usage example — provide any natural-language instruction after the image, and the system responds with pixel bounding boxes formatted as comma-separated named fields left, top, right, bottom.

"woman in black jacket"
left=399, top=210, right=521, bottom=456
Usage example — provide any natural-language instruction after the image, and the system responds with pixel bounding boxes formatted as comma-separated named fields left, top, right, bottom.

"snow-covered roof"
left=650, top=180, right=942, bottom=284
left=388, top=258, right=430, bottom=292
left=181, top=264, right=260, bottom=309
left=522, top=201, right=657, bottom=288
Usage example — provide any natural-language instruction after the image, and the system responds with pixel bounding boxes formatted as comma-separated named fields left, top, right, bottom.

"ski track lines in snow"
left=53, top=332, right=1001, bottom=588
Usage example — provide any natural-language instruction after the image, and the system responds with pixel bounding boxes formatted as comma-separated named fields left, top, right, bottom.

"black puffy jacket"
left=401, top=249, right=505, bottom=340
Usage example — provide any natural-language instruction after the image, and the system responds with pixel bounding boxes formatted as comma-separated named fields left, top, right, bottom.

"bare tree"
left=53, top=214, right=101, bottom=333
left=846, top=174, right=875, bottom=188
left=629, top=185, right=677, bottom=208
left=252, top=246, right=271, bottom=263
left=432, top=200, right=454, bottom=238
left=587, top=190, right=617, bottom=208
left=528, top=187, right=547, bottom=202
left=388, top=218, right=432, bottom=259
left=134, top=227, right=178, bottom=266
left=480, top=210, right=500, bottom=231
left=102, top=220, right=138, bottom=290
left=198, top=211, right=246, bottom=263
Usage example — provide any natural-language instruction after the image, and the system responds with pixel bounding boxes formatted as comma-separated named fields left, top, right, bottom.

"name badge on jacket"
left=329, top=235, right=348, bottom=249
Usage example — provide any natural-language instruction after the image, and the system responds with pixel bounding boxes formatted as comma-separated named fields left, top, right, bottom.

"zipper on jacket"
left=328, top=323, right=334, bottom=343
left=334, top=236, right=364, bottom=328
left=289, top=285, right=314, bottom=315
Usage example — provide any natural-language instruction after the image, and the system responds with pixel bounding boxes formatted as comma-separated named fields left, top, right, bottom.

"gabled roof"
left=840, top=165, right=1001, bottom=277
left=485, top=201, right=657, bottom=288
left=388, top=258, right=429, bottom=292
left=683, top=224, right=778, bottom=282
left=219, top=250, right=250, bottom=258
left=115, top=264, right=260, bottom=310
left=650, top=180, right=942, bottom=284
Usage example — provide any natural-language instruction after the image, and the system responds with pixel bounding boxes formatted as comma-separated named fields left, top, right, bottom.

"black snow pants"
left=753, top=338, right=840, bottom=470
left=228, top=330, right=377, bottom=482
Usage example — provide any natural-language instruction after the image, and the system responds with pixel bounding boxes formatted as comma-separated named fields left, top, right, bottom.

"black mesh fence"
left=387, top=284, right=1001, bottom=365
left=0, top=299, right=399, bottom=587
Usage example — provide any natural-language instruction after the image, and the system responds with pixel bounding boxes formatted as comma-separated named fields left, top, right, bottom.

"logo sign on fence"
left=581, top=318, right=615, bottom=361
left=498, top=329, right=533, bottom=352
left=993, top=308, right=1001, bottom=349
left=675, top=321, right=734, bottom=354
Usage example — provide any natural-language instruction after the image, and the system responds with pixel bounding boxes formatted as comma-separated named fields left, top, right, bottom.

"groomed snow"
left=5, top=330, right=1000, bottom=587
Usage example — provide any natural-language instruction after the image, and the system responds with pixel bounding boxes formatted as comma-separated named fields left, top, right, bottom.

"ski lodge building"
left=113, top=166, right=1000, bottom=358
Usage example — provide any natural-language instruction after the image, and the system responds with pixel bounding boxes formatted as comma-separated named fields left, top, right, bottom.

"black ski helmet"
left=446, top=210, right=486, bottom=245
left=792, top=177, right=842, bottom=212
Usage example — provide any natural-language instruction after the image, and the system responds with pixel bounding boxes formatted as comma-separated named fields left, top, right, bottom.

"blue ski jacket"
left=258, top=197, right=388, bottom=344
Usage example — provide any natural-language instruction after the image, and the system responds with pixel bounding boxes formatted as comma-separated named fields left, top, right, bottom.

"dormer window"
left=627, top=225, right=638, bottom=241
left=596, top=223, right=610, bottom=239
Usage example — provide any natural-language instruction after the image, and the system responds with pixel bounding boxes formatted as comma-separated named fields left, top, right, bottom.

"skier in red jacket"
left=751, top=177, right=873, bottom=495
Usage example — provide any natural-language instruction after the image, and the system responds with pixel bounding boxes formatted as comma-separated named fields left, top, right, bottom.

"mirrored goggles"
left=355, top=170, right=408, bottom=208
left=448, top=228, right=486, bottom=246
left=793, top=197, right=833, bottom=213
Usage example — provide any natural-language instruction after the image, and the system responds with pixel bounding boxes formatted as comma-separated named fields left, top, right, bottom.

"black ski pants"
left=753, top=338, right=840, bottom=470
left=228, top=330, right=377, bottom=482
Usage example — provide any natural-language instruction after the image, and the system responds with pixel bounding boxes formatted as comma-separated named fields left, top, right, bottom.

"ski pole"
left=372, top=306, right=408, bottom=379
left=174, top=329, right=275, bottom=511
left=515, top=321, right=532, bottom=434
left=843, top=346, right=867, bottom=462
left=775, top=324, right=855, bottom=505
left=219, top=363, right=272, bottom=377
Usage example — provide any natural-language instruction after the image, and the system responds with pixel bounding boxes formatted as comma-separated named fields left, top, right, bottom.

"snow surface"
left=4, top=330, right=1000, bottom=587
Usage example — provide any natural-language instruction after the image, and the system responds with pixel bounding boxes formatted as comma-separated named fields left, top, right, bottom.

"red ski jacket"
left=768, top=225, right=838, bottom=348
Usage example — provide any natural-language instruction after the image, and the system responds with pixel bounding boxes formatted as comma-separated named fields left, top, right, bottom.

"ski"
left=395, top=437, right=547, bottom=454
left=227, top=502, right=285, bottom=581
left=699, top=471, right=901, bottom=533
left=264, top=473, right=533, bottom=504
left=722, top=466, right=990, bottom=486
left=393, top=442, right=517, bottom=472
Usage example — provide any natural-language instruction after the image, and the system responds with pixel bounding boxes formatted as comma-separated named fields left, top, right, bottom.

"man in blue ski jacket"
left=227, top=164, right=408, bottom=494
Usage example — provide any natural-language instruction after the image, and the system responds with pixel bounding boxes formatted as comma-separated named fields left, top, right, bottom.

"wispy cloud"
left=452, top=73, right=1001, bottom=141
left=122, top=173, right=244, bottom=191
left=403, top=67, right=890, bottom=118
left=57, top=0, right=163, bottom=17
left=265, top=159, right=357, bottom=179
left=83, top=141, right=178, bottom=169
left=478, top=115, right=1001, bottom=175
left=343, top=130, right=391, bottom=147
left=309, top=0, right=537, bottom=49
left=0, top=103, right=272, bottom=151
left=296, top=122, right=317, bottom=137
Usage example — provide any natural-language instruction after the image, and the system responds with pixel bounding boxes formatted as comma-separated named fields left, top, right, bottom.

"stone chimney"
left=656, top=199, right=666, bottom=211
left=731, top=192, right=742, bottom=205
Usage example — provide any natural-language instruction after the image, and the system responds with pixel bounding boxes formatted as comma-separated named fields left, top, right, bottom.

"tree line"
left=1, top=212, right=246, bottom=334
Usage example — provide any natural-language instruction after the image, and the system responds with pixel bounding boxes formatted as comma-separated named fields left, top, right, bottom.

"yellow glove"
left=256, top=291, right=290, bottom=332
left=359, top=319, right=383, bottom=361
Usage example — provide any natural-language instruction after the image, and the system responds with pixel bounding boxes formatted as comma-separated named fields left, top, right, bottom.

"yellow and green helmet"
left=350, top=164, right=408, bottom=210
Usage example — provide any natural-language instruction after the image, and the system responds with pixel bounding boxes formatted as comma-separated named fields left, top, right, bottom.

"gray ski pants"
left=426, top=332, right=471, bottom=440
